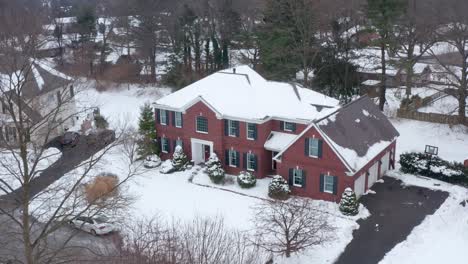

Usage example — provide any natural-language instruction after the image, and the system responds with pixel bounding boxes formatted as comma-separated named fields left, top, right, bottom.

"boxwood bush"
left=237, top=171, right=257, bottom=189
left=268, top=176, right=291, bottom=200
left=400, top=152, right=468, bottom=185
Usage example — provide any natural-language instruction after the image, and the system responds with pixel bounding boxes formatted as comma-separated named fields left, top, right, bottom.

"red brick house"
left=154, top=66, right=399, bottom=202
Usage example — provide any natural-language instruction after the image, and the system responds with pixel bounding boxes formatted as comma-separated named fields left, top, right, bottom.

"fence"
left=397, top=109, right=463, bottom=125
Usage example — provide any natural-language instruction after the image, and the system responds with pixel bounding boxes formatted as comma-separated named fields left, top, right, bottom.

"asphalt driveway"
left=334, top=176, right=449, bottom=264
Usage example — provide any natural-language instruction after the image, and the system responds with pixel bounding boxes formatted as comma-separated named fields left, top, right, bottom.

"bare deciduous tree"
left=252, top=198, right=335, bottom=258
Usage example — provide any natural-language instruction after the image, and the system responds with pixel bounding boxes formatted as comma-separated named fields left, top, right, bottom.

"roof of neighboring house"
left=155, top=66, right=339, bottom=123
left=275, top=96, right=400, bottom=174
left=264, top=132, right=297, bottom=152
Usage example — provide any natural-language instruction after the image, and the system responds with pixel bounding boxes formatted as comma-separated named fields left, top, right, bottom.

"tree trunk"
left=379, top=42, right=387, bottom=111
left=459, top=66, right=467, bottom=124
left=150, top=50, right=156, bottom=82
left=205, top=39, right=210, bottom=74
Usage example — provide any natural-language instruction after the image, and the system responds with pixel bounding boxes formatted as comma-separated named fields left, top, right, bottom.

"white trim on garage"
left=367, top=162, right=379, bottom=189
left=354, top=173, right=366, bottom=198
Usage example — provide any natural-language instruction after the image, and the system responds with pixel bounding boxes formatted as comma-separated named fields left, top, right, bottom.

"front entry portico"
left=191, top=138, right=214, bottom=164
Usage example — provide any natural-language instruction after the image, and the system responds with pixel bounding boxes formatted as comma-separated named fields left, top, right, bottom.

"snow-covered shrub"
left=160, top=160, right=175, bottom=174
left=237, top=171, right=256, bottom=189
left=400, top=152, right=467, bottom=184
left=205, top=153, right=225, bottom=184
left=172, top=146, right=189, bottom=171
left=268, top=176, right=290, bottom=200
left=339, top=188, right=359, bottom=216
left=143, top=155, right=161, bottom=168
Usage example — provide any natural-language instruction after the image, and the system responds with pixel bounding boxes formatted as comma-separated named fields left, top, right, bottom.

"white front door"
left=380, top=152, right=390, bottom=177
left=354, top=173, right=366, bottom=198
left=367, top=162, right=379, bottom=189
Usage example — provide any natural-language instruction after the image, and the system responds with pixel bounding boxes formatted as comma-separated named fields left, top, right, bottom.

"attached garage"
left=367, top=162, right=379, bottom=189
left=380, top=151, right=390, bottom=177
left=354, top=173, right=366, bottom=198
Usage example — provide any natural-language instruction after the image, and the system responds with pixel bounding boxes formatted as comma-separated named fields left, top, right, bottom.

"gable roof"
left=275, top=96, right=399, bottom=174
left=155, top=66, right=339, bottom=123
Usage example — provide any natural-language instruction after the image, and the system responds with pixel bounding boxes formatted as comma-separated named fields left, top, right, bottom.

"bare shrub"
left=85, top=173, right=119, bottom=204
left=252, top=198, right=335, bottom=258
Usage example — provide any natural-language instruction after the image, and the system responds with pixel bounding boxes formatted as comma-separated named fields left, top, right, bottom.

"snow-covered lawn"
left=380, top=170, right=468, bottom=264
left=390, top=118, right=468, bottom=163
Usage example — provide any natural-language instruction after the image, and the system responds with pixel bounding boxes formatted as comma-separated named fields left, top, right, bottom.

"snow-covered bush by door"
left=160, top=160, right=175, bottom=174
left=339, top=188, right=359, bottom=216
left=400, top=152, right=467, bottom=184
left=205, top=153, right=225, bottom=184
left=143, top=154, right=162, bottom=168
left=268, top=175, right=290, bottom=200
left=172, top=146, right=189, bottom=171
left=237, top=171, right=257, bottom=189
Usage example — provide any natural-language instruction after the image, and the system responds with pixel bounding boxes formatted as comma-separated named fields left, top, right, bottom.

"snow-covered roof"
left=264, top=132, right=297, bottom=152
left=362, top=79, right=381, bottom=86
left=155, top=66, right=339, bottom=123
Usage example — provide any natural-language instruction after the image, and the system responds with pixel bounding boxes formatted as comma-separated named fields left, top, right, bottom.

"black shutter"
left=318, top=140, right=323, bottom=158
left=305, top=138, right=310, bottom=156
left=253, top=154, right=258, bottom=171
left=167, top=140, right=171, bottom=152
left=292, top=123, right=297, bottom=132
left=225, top=150, right=229, bottom=165
left=288, top=169, right=293, bottom=185
left=166, top=111, right=170, bottom=125
left=156, top=109, right=160, bottom=124
left=280, top=121, right=284, bottom=131
left=224, top=120, right=229, bottom=136
left=253, top=124, right=258, bottom=140
left=319, top=174, right=324, bottom=192
left=236, top=151, right=240, bottom=167
left=171, top=112, right=176, bottom=126
left=235, top=121, right=240, bottom=137
left=302, top=170, right=306, bottom=188
left=157, top=137, right=161, bottom=151
left=243, top=153, right=247, bottom=169
left=333, top=176, right=338, bottom=195
left=173, top=140, right=177, bottom=151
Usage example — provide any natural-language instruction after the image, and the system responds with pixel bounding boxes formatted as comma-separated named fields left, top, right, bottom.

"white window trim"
left=323, top=175, right=334, bottom=194
left=293, top=169, right=303, bottom=187
left=196, top=116, right=208, bottom=134
left=229, top=150, right=237, bottom=167
left=161, top=138, right=169, bottom=153
left=283, top=122, right=294, bottom=132
left=160, top=110, right=167, bottom=126
left=228, top=120, right=237, bottom=137
left=246, top=123, right=255, bottom=140
left=246, top=152, right=255, bottom=171
left=175, top=112, right=182, bottom=128
left=308, top=138, right=319, bottom=158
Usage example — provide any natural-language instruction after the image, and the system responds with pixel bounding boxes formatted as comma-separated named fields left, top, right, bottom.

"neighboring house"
left=0, top=59, right=77, bottom=146
left=154, top=66, right=399, bottom=202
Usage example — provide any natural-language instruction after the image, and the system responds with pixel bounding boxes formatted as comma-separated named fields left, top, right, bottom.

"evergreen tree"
left=75, top=4, right=97, bottom=42
left=206, top=153, right=225, bottom=184
left=172, top=146, right=189, bottom=171
left=339, top=188, right=359, bottom=216
left=137, top=103, right=158, bottom=159
left=367, top=0, right=406, bottom=110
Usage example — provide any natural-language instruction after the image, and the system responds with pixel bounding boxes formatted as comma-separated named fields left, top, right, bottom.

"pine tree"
left=137, top=103, right=158, bottom=159
left=339, top=188, right=359, bottom=216
left=206, top=153, right=225, bottom=184
left=172, top=146, right=189, bottom=171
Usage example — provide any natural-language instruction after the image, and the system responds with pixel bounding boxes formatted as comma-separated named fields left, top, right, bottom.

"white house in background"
left=0, top=59, right=77, bottom=146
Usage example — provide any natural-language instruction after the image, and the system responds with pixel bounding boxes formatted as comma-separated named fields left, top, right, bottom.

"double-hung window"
left=229, top=150, right=238, bottom=167
left=161, top=138, right=169, bottom=153
left=160, top=110, right=168, bottom=125
left=246, top=153, right=256, bottom=171
left=284, top=122, right=295, bottom=132
left=196, top=116, right=208, bottom=133
left=175, top=139, right=183, bottom=148
left=246, top=123, right=256, bottom=140
left=228, top=120, right=238, bottom=137
left=175, top=112, right=182, bottom=128
left=309, top=138, right=320, bottom=157
left=293, top=169, right=304, bottom=187
left=324, top=175, right=335, bottom=193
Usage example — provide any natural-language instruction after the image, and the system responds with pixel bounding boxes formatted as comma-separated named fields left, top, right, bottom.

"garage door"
left=354, top=173, right=366, bottom=198
left=367, top=162, right=379, bottom=189
left=380, top=151, right=390, bottom=177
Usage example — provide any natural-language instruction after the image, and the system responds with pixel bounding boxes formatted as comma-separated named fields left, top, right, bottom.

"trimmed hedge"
left=237, top=171, right=257, bottom=189
left=400, top=152, right=468, bottom=185
left=268, top=176, right=291, bottom=200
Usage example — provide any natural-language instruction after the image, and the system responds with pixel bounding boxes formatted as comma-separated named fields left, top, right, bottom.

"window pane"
left=229, top=150, right=237, bottom=166
left=247, top=153, right=255, bottom=170
left=284, top=122, right=294, bottom=131
left=247, top=123, right=255, bottom=139
left=293, top=169, right=303, bottom=186
left=309, top=138, right=319, bottom=157
left=324, top=175, right=334, bottom=192
left=175, top=112, right=182, bottom=127
left=160, top=110, right=167, bottom=125
left=229, top=120, right=237, bottom=136
left=176, top=140, right=182, bottom=147
left=197, top=117, right=208, bottom=132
